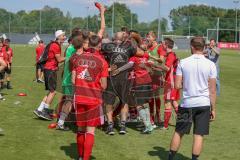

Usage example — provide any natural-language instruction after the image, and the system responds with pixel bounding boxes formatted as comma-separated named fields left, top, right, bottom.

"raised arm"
left=97, top=4, right=106, bottom=39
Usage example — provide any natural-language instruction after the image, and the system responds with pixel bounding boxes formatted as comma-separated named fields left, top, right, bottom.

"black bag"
left=38, top=41, right=59, bottom=64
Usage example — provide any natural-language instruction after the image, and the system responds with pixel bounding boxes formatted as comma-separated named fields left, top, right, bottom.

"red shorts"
left=164, top=87, right=180, bottom=101
left=75, top=103, right=104, bottom=127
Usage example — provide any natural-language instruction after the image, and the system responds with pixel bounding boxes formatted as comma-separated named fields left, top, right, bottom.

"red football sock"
left=149, top=98, right=155, bottom=123
left=77, top=132, right=85, bottom=158
left=83, top=132, right=95, bottom=160
left=164, top=108, right=172, bottom=128
left=155, top=97, right=161, bottom=123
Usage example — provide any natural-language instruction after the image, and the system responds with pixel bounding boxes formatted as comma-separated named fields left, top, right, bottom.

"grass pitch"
left=0, top=45, right=239, bottom=160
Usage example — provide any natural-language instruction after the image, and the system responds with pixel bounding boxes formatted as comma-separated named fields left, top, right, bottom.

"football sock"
left=83, top=132, right=95, bottom=160
left=168, top=150, right=177, bottom=160
left=37, top=101, right=46, bottom=112
left=192, top=154, right=199, bottom=160
left=144, top=107, right=152, bottom=128
left=58, top=112, right=68, bottom=126
left=155, top=97, right=161, bottom=123
left=138, top=108, right=147, bottom=127
left=164, top=108, right=172, bottom=128
left=77, top=131, right=85, bottom=158
left=149, top=98, right=155, bottom=123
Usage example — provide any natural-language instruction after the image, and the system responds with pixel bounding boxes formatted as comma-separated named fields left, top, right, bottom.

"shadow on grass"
left=126, top=122, right=144, bottom=132
left=60, top=143, right=96, bottom=160
left=148, top=146, right=191, bottom=160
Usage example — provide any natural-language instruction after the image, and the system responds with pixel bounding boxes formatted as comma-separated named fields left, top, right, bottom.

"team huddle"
left=24, top=3, right=219, bottom=160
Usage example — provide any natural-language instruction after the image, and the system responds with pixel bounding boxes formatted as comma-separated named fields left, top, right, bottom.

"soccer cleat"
left=39, top=109, right=53, bottom=121
left=37, top=79, right=44, bottom=83
left=78, top=157, right=83, bottom=160
left=119, top=125, right=127, bottom=135
left=142, top=125, right=154, bottom=134
left=0, top=94, right=5, bottom=101
left=159, top=126, right=169, bottom=130
left=56, top=124, right=70, bottom=131
left=106, top=123, right=115, bottom=135
left=142, top=128, right=152, bottom=134
left=152, top=124, right=157, bottom=129
left=33, top=109, right=42, bottom=118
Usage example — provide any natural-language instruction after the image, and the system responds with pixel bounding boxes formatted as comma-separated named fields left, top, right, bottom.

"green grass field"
left=0, top=45, right=240, bottom=160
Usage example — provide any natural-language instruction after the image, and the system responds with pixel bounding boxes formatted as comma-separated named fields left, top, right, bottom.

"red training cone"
left=18, top=93, right=27, bottom=96
left=48, top=123, right=57, bottom=129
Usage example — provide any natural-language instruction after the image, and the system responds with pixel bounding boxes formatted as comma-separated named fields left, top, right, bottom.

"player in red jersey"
left=0, top=38, right=7, bottom=100
left=70, top=35, right=108, bottom=160
left=155, top=38, right=180, bottom=130
left=146, top=31, right=166, bottom=127
left=35, top=40, right=45, bottom=83
left=34, top=30, right=66, bottom=121
left=2, top=39, right=13, bottom=89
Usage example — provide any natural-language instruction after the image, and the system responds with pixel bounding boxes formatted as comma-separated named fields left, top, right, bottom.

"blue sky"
left=1, top=0, right=239, bottom=22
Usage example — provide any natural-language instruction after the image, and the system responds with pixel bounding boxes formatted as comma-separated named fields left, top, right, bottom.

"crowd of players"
left=0, top=2, right=220, bottom=160
left=0, top=38, right=13, bottom=100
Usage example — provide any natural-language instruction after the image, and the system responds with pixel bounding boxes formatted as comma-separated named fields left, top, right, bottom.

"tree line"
left=0, top=3, right=239, bottom=41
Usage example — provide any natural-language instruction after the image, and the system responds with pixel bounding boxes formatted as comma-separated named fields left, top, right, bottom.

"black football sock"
left=168, top=150, right=177, bottom=160
left=192, top=154, right=199, bottom=160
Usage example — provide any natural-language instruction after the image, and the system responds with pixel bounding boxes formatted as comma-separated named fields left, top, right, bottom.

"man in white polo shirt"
left=168, top=37, right=217, bottom=160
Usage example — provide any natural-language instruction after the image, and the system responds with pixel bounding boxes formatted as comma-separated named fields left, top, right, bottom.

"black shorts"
left=103, top=76, right=132, bottom=105
left=5, top=63, right=12, bottom=74
left=36, top=63, right=44, bottom=71
left=0, top=71, right=4, bottom=80
left=175, top=106, right=210, bottom=136
left=44, top=69, right=57, bottom=92
left=128, top=84, right=153, bottom=106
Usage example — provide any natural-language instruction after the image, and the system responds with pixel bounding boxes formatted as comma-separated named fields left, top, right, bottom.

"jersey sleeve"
left=101, top=60, right=109, bottom=77
left=52, top=43, right=61, bottom=55
left=165, top=53, right=176, bottom=68
left=129, top=56, right=136, bottom=63
left=157, top=45, right=166, bottom=57
left=144, top=53, right=150, bottom=59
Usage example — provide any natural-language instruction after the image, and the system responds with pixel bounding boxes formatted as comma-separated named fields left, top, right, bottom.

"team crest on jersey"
left=77, top=65, right=93, bottom=81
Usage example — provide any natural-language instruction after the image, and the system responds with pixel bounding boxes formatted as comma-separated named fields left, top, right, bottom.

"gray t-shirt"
left=205, top=47, right=220, bottom=75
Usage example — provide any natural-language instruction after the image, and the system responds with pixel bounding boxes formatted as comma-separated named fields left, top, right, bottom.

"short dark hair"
left=5, top=38, right=11, bottom=43
left=39, top=40, right=44, bottom=44
left=164, top=38, right=174, bottom=49
left=121, top=26, right=128, bottom=32
left=82, top=30, right=90, bottom=41
left=72, top=35, right=83, bottom=50
left=191, top=37, right=205, bottom=51
left=71, top=27, right=82, bottom=38
left=210, top=38, right=215, bottom=43
left=68, top=36, right=73, bottom=43
left=89, top=35, right=101, bottom=47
